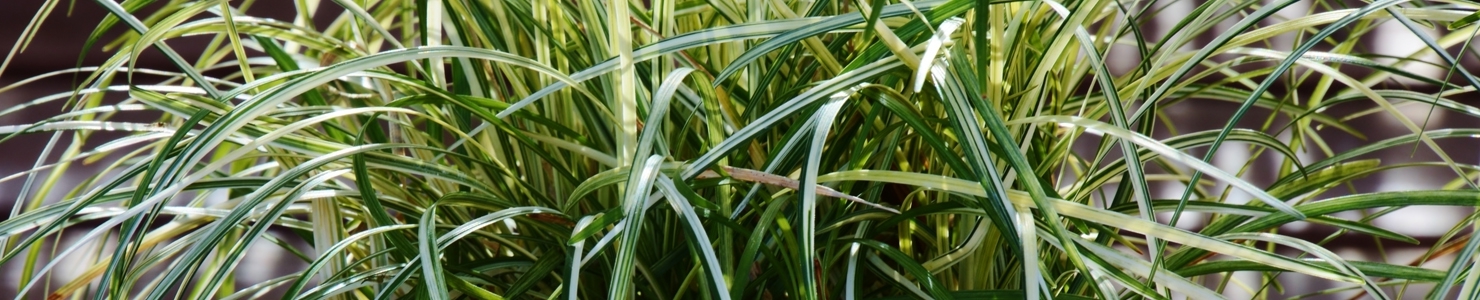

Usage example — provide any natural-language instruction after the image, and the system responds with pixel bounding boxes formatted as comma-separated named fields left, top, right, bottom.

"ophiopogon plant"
left=2, top=0, right=1480, bottom=299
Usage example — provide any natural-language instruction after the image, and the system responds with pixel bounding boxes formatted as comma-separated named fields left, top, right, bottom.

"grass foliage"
left=3, top=0, right=1480, bottom=298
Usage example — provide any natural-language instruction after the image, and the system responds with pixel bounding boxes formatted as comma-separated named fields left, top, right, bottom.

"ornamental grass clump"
left=3, top=0, right=1480, bottom=299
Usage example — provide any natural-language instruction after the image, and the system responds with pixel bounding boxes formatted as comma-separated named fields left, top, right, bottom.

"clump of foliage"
left=3, top=0, right=1480, bottom=299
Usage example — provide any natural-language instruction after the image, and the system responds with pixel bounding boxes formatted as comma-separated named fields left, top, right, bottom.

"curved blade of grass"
left=126, top=0, right=223, bottom=78
left=90, top=0, right=223, bottom=98
left=221, top=274, right=299, bottom=300
left=1013, top=115, right=1304, bottom=218
left=1163, top=190, right=1480, bottom=269
left=609, top=155, right=666, bottom=298
left=491, top=16, right=831, bottom=120
left=1278, top=129, right=1480, bottom=183
left=1164, top=1, right=1435, bottom=244
left=138, top=143, right=449, bottom=299
left=913, top=17, right=964, bottom=92
left=846, top=239, right=956, bottom=299
left=167, top=45, right=588, bottom=187
left=1104, top=199, right=1417, bottom=244
left=1181, top=259, right=1448, bottom=283
left=1218, top=232, right=1391, bottom=300
left=448, top=16, right=860, bottom=152
left=656, top=176, right=732, bottom=300
left=497, top=237, right=562, bottom=298
left=729, top=195, right=788, bottom=300
left=0, top=175, right=294, bottom=240
left=1039, top=0, right=1176, bottom=285
left=816, top=169, right=1354, bottom=282
left=565, top=216, right=597, bottom=300
left=15, top=165, right=343, bottom=299
left=303, top=263, right=406, bottom=299
left=414, top=202, right=446, bottom=298
left=190, top=169, right=354, bottom=299
left=682, top=57, right=906, bottom=179
left=930, top=53, right=1053, bottom=297
left=859, top=85, right=971, bottom=174
left=1072, top=129, right=1303, bottom=202
left=435, top=206, right=564, bottom=249
left=712, top=0, right=950, bottom=84
left=283, top=224, right=418, bottom=297
left=0, top=0, right=59, bottom=79
left=1071, top=235, right=1226, bottom=300
left=726, top=117, right=815, bottom=219
left=791, top=90, right=851, bottom=300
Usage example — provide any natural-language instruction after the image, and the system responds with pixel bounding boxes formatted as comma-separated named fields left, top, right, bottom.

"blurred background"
left=0, top=1, right=1475, bottom=299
